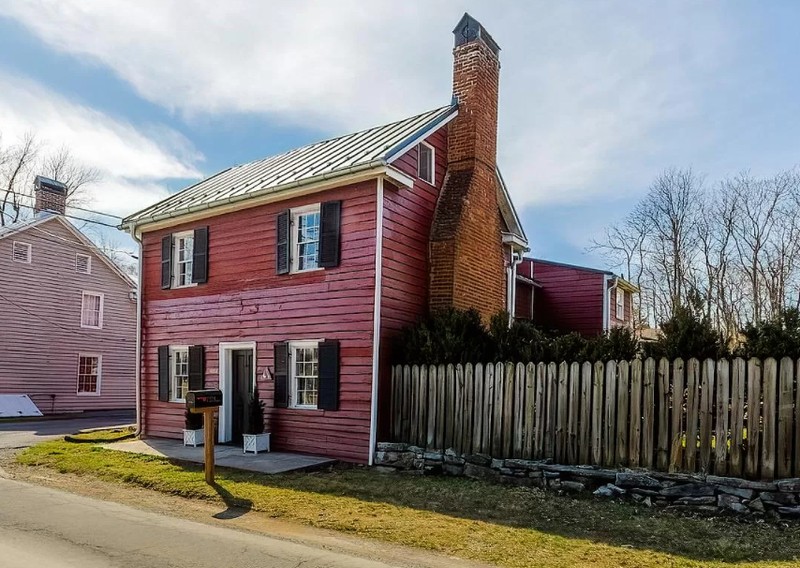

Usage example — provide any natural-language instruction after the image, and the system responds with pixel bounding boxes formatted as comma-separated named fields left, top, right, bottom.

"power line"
left=10, top=193, right=125, bottom=220
left=2, top=201, right=122, bottom=229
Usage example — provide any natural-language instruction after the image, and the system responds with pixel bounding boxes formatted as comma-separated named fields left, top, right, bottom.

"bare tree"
left=0, top=132, right=40, bottom=226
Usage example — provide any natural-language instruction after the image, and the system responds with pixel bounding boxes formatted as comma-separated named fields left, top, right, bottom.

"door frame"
left=218, top=341, right=256, bottom=443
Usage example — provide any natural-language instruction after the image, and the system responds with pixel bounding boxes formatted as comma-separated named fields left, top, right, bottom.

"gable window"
left=173, top=232, right=194, bottom=288
left=76, top=253, right=91, bottom=274
left=290, top=341, right=319, bottom=409
left=291, top=206, right=320, bottom=272
left=417, top=142, right=434, bottom=184
left=616, top=289, right=625, bottom=319
left=81, top=292, right=104, bottom=329
left=77, top=354, right=101, bottom=395
left=12, top=241, right=31, bottom=263
left=170, top=347, right=190, bottom=402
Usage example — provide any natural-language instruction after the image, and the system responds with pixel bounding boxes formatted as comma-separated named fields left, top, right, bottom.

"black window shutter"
left=276, top=210, right=290, bottom=274
left=157, top=346, right=170, bottom=402
left=274, top=342, right=289, bottom=408
left=160, top=235, right=172, bottom=289
left=192, top=227, right=209, bottom=284
left=318, top=201, right=341, bottom=268
left=188, top=345, right=205, bottom=391
left=318, top=340, right=340, bottom=411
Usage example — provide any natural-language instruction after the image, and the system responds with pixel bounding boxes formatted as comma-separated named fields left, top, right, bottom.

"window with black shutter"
left=188, top=345, right=205, bottom=391
left=276, top=210, right=290, bottom=274
left=160, top=235, right=172, bottom=289
left=318, top=201, right=341, bottom=268
left=158, top=345, right=170, bottom=402
left=317, top=340, right=340, bottom=410
left=273, top=342, right=289, bottom=407
left=191, top=227, right=209, bottom=284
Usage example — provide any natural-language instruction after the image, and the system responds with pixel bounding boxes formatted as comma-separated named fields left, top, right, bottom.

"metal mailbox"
left=186, top=389, right=223, bottom=410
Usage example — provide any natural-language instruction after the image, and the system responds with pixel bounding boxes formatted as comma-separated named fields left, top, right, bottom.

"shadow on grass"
left=210, top=481, right=253, bottom=520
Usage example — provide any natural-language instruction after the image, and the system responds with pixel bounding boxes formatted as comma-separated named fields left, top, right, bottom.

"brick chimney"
left=429, top=14, right=506, bottom=320
left=33, top=175, right=67, bottom=216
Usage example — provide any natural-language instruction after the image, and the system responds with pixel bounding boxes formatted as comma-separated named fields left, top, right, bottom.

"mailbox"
left=186, top=389, right=223, bottom=410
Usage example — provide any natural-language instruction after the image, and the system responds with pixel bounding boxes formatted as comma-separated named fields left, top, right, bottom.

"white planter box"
left=183, top=428, right=204, bottom=447
left=243, top=432, right=270, bottom=454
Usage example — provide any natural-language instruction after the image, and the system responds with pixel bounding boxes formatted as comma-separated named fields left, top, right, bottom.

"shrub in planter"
left=183, top=407, right=204, bottom=447
left=243, top=387, right=269, bottom=454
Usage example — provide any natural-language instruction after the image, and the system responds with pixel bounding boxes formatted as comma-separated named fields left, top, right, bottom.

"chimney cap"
left=35, top=175, right=68, bottom=195
left=453, top=13, right=500, bottom=56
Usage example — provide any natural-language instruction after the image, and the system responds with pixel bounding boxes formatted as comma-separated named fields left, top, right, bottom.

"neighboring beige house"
left=0, top=177, right=136, bottom=414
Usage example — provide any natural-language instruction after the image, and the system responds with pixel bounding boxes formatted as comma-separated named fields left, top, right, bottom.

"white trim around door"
left=218, top=341, right=257, bottom=443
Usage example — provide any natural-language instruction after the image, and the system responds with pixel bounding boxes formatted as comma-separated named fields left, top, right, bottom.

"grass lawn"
left=16, top=429, right=800, bottom=568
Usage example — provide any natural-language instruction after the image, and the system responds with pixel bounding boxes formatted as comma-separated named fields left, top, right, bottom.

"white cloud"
left=0, top=1, right=742, bottom=211
left=0, top=69, right=201, bottom=217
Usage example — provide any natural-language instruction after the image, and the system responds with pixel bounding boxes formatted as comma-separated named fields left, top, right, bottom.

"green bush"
left=395, top=307, right=492, bottom=364
left=642, top=293, right=726, bottom=360
left=740, top=308, right=800, bottom=359
left=584, top=327, right=641, bottom=362
left=488, top=311, right=548, bottom=362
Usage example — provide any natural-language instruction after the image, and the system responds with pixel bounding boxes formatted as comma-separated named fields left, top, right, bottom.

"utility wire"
left=10, top=193, right=125, bottom=220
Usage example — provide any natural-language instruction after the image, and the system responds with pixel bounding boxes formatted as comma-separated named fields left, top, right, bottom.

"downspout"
left=368, top=177, right=385, bottom=466
left=129, top=224, right=143, bottom=437
left=506, top=249, right=523, bottom=320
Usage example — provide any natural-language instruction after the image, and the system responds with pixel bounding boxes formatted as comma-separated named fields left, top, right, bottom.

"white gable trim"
left=384, top=108, right=458, bottom=165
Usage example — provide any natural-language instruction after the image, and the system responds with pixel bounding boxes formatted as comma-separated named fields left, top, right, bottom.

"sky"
left=0, top=1, right=798, bottom=268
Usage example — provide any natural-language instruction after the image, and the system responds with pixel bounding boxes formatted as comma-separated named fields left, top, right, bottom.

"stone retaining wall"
left=374, top=442, right=800, bottom=519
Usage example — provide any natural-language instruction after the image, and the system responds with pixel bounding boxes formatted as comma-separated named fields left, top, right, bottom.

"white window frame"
left=12, top=241, right=31, bottom=264
left=76, top=253, right=92, bottom=274
left=616, top=289, right=625, bottom=320
left=80, top=291, right=104, bottom=329
left=417, top=141, right=435, bottom=185
left=172, top=231, right=196, bottom=289
left=290, top=204, right=322, bottom=274
left=169, top=346, right=190, bottom=403
left=289, top=340, right=320, bottom=410
left=76, top=353, right=102, bottom=396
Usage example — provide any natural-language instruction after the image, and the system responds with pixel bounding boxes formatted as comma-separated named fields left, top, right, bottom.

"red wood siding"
left=140, top=181, right=377, bottom=462
left=0, top=217, right=136, bottom=413
left=528, top=259, right=606, bottom=337
left=377, top=127, right=448, bottom=437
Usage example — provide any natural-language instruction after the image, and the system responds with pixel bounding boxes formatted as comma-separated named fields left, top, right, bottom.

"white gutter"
left=506, top=249, right=523, bottom=319
left=368, top=177, right=384, bottom=466
left=602, top=274, right=617, bottom=332
left=129, top=223, right=143, bottom=436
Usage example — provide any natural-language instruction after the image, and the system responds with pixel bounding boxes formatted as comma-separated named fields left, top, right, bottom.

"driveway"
left=0, top=410, right=134, bottom=449
left=0, top=477, right=412, bottom=568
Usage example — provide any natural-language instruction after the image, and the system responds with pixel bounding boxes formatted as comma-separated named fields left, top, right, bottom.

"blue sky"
left=0, top=1, right=798, bottom=269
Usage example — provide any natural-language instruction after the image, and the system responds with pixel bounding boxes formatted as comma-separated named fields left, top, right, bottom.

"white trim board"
left=218, top=341, right=257, bottom=443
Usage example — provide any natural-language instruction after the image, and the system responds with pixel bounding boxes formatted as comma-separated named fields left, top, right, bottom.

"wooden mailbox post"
left=186, top=389, right=223, bottom=484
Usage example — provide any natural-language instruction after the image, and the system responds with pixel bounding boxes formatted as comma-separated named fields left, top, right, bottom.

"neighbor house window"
left=616, top=289, right=625, bottom=319
left=173, top=232, right=194, bottom=287
left=290, top=341, right=319, bottom=409
left=76, top=253, right=91, bottom=274
left=170, top=347, right=189, bottom=402
left=81, top=292, right=104, bottom=329
left=417, top=142, right=434, bottom=184
left=77, top=354, right=101, bottom=395
left=291, top=206, right=320, bottom=272
left=12, top=241, right=31, bottom=263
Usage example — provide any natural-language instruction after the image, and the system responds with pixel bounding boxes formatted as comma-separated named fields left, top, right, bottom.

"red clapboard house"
left=122, top=13, right=527, bottom=464
left=515, top=258, right=639, bottom=336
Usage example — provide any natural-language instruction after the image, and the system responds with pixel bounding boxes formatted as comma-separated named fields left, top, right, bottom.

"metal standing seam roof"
left=123, top=104, right=458, bottom=226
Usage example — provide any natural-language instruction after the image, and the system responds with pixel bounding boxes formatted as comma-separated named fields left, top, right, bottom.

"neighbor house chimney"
left=429, top=14, right=506, bottom=320
left=33, top=175, right=67, bottom=216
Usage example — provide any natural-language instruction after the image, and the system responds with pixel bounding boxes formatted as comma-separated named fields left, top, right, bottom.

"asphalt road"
left=0, top=410, right=135, bottom=449
left=0, top=477, right=406, bottom=568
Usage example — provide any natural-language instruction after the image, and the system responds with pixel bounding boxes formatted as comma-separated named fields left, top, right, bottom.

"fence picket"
left=715, top=359, right=730, bottom=475
left=545, top=362, right=558, bottom=460
left=524, top=363, right=535, bottom=459
left=579, top=362, right=592, bottom=465
left=629, top=359, right=642, bottom=467
left=762, top=358, right=777, bottom=480
left=463, top=363, right=474, bottom=454
left=418, top=365, right=428, bottom=447
left=657, top=358, right=670, bottom=471
left=604, top=361, right=617, bottom=468
left=568, top=362, right=581, bottom=464
left=401, top=365, right=412, bottom=443
left=699, top=359, right=715, bottom=473
left=534, top=363, right=546, bottom=459
left=514, top=363, right=526, bottom=458
left=556, top=362, right=569, bottom=463
left=592, top=362, right=604, bottom=466
left=670, top=358, right=685, bottom=472
left=685, top=358, right=700, bottom=471
left=454, top=364, right=464, bottom=454
left=745, top=358, right=762, bottom=479
left=729, top=358, right=745, bottom=478
left=426, top=365, right=437, bottom=449
left=616, top=360, right=630, bottom=467
left=482, top=363, right=494, bottom=455
left=492, top=363, right=505, bottom=456
left=472, top=363, right=484, bottom=454
left=777, top=357, right=794, bottom=479
left=410, top=365, right=420, bottom=447
left=436, top=364, right=446, bottom=449
left=502, top=362, right=515, bottom=458
left=642, top=358, right=656, bottom=469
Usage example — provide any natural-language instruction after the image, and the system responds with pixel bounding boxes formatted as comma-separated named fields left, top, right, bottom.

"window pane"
left=175, top=236, right=194, bottom=286
left=293, top=345, right=319, bottom=407
left=77, top=356, right=99, bottom=393
left=295, top=211, right=320, bottom=270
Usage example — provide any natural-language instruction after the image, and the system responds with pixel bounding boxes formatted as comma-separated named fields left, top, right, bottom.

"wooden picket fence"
left=389, top=358, right=800, bottom=480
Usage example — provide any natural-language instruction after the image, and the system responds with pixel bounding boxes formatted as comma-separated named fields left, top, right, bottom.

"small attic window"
left=12, top=241, right=31, bottom=264
left=76, top=253, right=91, bottom=275
left=417, top=142, right=434, bottom=185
